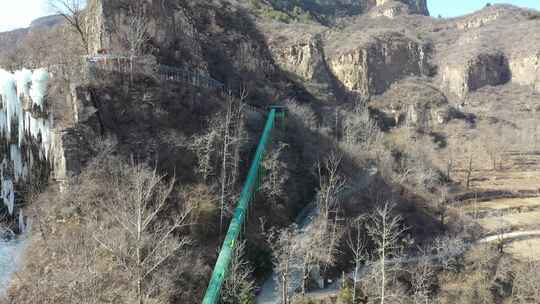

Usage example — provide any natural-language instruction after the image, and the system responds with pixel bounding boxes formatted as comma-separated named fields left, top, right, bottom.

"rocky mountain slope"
left=245, top=0, right=429, bottom=23
left=0, top=15, right=62, bottom=64
left=2, top=0, right=540, bottom=303
left=264, top=3, right=540, bottom=127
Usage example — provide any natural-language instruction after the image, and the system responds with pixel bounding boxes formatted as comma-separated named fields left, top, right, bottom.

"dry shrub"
left=511, top=260, right=540, bottom=303
left=7, top=151, right=199, bottom=304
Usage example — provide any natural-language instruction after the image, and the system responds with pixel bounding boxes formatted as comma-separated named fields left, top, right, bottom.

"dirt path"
left=478, top=230, right=540, bottom=243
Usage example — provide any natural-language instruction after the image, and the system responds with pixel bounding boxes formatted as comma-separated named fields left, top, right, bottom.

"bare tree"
left=231, top=86, right=249, bottom=188
left=116, top=1, right=150, bottom=81
left=465, top=149, right=474, bottom=189
left=221, top=241, right=255, bottom=304
left=92, top=164, right=193, bottom=304
left=219, top=92, right=234, bottom=234
left=218, top=92, right=245, bottom=234
left=191, top=121, right=219, bottom=182
left=435, top=186, right=449, bottom=227
left=262, top=142, right=289, bottom=207
left=443, top=143, right=457, bottom=181
left=342, top=102, right=383, bottom=153
left=296, top=213, right=342, bottom=296
left=482, top=126, right=512, bottom=171
left=123, top=3, right=149, bottom=57
left=365, top=202, right=408, bottom=304
left=347, top=215, right=367, bottom=304
left=8, top=153, right=196, bottom=303
left=317, top=152, right=346, bottom=222
left=267, top=225, right=300, bottom=304
left=316, top=152, right=346, bottom=276
left=298, top=218, right=322, bottom=295
left=327, top=213, right=344, bottom=270
left=432, top=236, right=466, bottom=272
left=410, top=251, right=435, bottom=304
left=48, top=0, right=89, bottom=54
left=190, top=93, right=245, bottom=235
left=494, top=211, right=509, bottom=253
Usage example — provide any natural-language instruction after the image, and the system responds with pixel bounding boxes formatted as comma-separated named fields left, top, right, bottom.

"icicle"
left=0, top=68, right=51, bottom=215
left=2, top=179, right=14, bottom=215
left=10, top=145, right=23, bottom=182
left=0, top=111, right=6, bottom=138
left=29, top=69, right=49, bottom=112
left=14, top=69, right=32, bottom=98
left=0, top=69, right=20, bottom=140
left=18, top=210, right=25, bottom=233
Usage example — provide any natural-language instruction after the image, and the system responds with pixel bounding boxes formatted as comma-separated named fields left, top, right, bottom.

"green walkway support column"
left=202, top=107, right=286, bottom=304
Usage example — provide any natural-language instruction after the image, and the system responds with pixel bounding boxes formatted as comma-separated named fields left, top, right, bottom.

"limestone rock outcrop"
left=371, top=0, right=429, bottom=16
left=452, top=5, right=526, bottom=30
left=85, top=0, right=207, bottom=69
left=328, top=32, right=430, bottom=97
left=271, top=36, right=328, bottom=82
left=369, top=1, right=412, bottom=19
left=371, top=79, right=452, bottom=128
left=440, top=52, right=510, bottom=98
left=509, top=53, right=540, bottom=92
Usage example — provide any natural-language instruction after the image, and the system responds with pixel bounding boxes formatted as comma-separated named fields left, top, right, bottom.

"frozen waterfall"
left=0, top=68, right=52, bottom=215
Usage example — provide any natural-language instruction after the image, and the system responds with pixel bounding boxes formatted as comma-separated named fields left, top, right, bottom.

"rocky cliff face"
left=328, top=32, right=430, bottom=97
left=13, top=1, right=540, bottom=183
left=249, top=0, right=428, bottom=22
left=269, top=28, right=430, bottom=100
left=369, top=1, right=413, bottom=19
left=372, top=0, right=429, bottom=16
left=440, top=52, right=511, bottom=98
left=509, top=54, right=540, bottom=91
left=371, top=78, right=452, bottom=128
left=0, top=68, right=52, bottom=220
left=272, top=36, right=327, bottom=82
left=51, top=0, right=288, bottom=181
left=261, top=3, right=540, bottom=112
left=85, top=0, right=207, bottom=69
left=0, top=15, right=63, bottom=65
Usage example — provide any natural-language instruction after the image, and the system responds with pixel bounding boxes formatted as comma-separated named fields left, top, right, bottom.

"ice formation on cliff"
left=0, top=68, right=52, bottom=215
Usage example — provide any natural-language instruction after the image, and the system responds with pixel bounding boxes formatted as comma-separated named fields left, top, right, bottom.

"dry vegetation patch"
left=478, top=211, right=540, bottom=232
left=506, top=239, right=540, bottom=261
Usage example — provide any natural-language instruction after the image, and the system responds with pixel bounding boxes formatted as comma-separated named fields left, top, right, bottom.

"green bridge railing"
left=202, top=106, right=286, bottom=304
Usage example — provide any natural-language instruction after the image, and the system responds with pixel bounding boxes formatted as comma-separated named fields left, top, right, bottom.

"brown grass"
left=477, top=211, right=540, bottom=232
left=506, top=239, right=540, bottom=261
left=463, top=197, right=540, bottom=212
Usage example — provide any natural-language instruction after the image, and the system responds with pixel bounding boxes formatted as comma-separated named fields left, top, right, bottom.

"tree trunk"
left=130, top=55, right=134, bottom=84
left=380, top=256, right=385, bottom=304
left=220, top=101, right=232, bottom=235
left=380, top=215, right=386, bottom=304
left=137, top=199, right=143, bottom=304
left=466, top=155, right=473, bottom=189
left=301, top=260, right=307, bottom=296
left=282, top=272, right=288, bottom=304
left=353, top=260, right=359, bottom=304
left=440, top=212, right=445, bottom=226
left=446, top=159, right=452, bottom=180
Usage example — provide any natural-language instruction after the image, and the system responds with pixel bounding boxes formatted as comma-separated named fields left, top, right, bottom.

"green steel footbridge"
left=202, top=106, right=287, bottom=304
